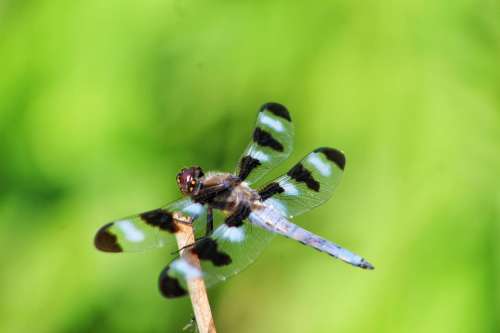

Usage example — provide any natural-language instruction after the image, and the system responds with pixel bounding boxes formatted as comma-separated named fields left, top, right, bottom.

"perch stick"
left=174, top=216, right=217, bottom=333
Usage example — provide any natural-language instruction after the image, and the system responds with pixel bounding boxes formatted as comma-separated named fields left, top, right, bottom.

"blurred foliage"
left=1, top=0, right=500, bottom=332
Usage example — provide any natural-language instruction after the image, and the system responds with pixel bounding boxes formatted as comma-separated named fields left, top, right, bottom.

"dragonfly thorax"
left=225, top=180, right=260, bottom=212
left=195, top=172, right=258, bottom=214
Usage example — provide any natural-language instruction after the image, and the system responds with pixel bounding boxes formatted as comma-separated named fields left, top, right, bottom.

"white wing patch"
left=213, top=224, right=246, bottom=243
left=258, top=113, right=284, bottom=132
left=171, top=258, right=203, bottom=280
left=307, top=153, right=332, bottom=176
left=281, top=182, right=299, bottom=196
left=182, top=203, right=205, bottom=217
left=116, top=220, right=145, bottom=242
left=249, top=149, right=270, bottom=162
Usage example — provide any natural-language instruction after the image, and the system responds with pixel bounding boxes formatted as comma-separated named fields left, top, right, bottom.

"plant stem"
left=174, top=222, right=217, bottom=333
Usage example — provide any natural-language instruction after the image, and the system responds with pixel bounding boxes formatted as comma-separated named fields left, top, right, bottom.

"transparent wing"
left=258, top=147, right=345, bottom=219
left=94, top=197, right=206, bottom=253
left=235, top=103, right=294, bottom=185
left=158, top=210, right=274, bottom=298
left=248, top=204, right=373, bottom=270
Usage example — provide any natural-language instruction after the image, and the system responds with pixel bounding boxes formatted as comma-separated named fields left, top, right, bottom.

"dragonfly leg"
left=224, top=204, right=251, bottom=227
left=205, top=207, right=214, bottom=236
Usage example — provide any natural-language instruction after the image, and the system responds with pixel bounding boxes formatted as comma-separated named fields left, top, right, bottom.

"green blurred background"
left=1, top=0, right=499, bottom=332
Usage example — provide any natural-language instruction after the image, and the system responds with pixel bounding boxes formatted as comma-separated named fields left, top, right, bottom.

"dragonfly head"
left=176, top=166, right=204, bottom=196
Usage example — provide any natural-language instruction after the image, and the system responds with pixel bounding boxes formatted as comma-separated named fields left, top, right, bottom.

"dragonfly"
left=94, top=103, right=374, bottom=298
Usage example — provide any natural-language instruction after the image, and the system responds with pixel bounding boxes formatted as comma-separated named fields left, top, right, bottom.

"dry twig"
left=174, top=217, right=217, bottom=333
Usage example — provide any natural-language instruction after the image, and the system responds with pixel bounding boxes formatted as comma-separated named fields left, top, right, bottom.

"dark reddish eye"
left=177, top=166, right=204, bottom=195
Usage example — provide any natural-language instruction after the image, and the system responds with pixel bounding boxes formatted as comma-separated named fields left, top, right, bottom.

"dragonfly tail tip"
left=359, top=259, right=374, bottom=270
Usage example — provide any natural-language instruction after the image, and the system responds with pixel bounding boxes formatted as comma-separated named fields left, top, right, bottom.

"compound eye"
left=177, top=167, right=202, bottom=195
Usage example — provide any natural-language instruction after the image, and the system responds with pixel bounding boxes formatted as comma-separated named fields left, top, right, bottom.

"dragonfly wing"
left=158, top=210, right=274, bottom=298
left=258, top=147, right=345, bottom=218
left=94, top=197, right=206, bottom=253
left=235, top=103, right=294, bottom=185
